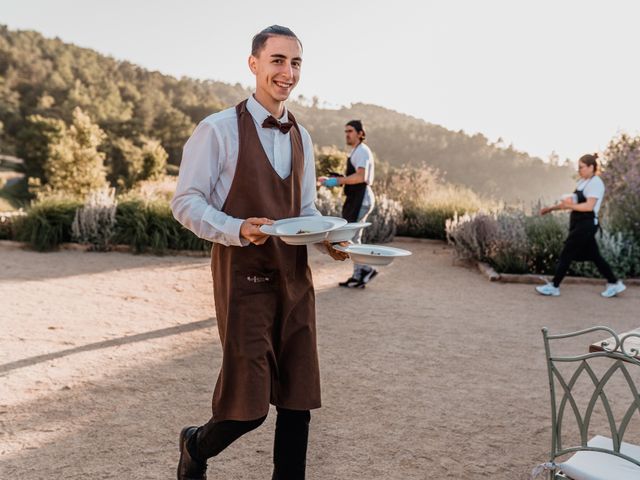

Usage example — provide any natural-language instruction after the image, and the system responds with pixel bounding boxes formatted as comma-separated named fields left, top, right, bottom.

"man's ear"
left=248, top=55, right=257, bottom=74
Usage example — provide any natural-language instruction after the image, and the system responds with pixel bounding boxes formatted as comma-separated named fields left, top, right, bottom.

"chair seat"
left=558, top=435, right=640, bottom=480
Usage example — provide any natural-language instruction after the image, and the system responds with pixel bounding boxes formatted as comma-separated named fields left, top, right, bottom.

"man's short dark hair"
left=346, top=120, right=366, bottom=140
left=251, top=25, right=302, bottom=56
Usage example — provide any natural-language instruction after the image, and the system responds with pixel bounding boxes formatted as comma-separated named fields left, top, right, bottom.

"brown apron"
left=210, top=100, right=321, bottom=422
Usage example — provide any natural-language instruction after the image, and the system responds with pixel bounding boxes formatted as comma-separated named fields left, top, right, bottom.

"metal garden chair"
left=534, top=326, right=640, bottom=480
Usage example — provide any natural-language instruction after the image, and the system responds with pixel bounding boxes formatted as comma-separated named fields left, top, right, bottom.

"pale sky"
left=2, top=0, right=639, bottom=162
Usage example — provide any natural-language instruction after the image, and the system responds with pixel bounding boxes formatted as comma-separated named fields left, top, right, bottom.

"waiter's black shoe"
left=338, top=276, right=360, bottom=288
left=346, top=279, right=366, bottom=289
left=177, top=426, right=207, bottom=480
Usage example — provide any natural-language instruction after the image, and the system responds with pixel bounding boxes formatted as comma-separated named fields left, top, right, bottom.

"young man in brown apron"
left=171, top=25, right=346, bottom=480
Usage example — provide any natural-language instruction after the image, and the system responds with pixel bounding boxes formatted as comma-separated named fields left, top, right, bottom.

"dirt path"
left=1, top=239, right=638, bottom=479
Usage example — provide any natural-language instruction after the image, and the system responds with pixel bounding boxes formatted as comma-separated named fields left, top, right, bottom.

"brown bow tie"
left=262, top=115, right=293, bottom=134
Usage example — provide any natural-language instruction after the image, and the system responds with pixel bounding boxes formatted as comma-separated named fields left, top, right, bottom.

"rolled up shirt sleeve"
left=299, top=126, right=322, bottom=218
left=352, top=147, right=372, bottom=184
left=171, top=122, right=246, bottom=246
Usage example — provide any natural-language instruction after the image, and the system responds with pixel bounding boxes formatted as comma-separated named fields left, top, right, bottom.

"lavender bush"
left=71, top=188, right=117, bottom=250
left=445, top=210, right=530, bottom=273
left=315, top=187, right=342, bottom=218
left=600, top=133, right=640, bottom=242
left=362, top=194, right=403, bottom=244
left=447, top=207, right=640, bottom=278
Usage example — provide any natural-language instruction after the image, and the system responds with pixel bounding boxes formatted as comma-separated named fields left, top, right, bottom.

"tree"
left=44, top=107, right=108, bottom=197
left=104, top=134, right=167, bottom=189
left=16, top=114, right=65, bottom=181
left=152, top=107, right=195, bottom=165
left=103, top=135, right=144, bottom=189
left=140, top=136, right=167, bottom=181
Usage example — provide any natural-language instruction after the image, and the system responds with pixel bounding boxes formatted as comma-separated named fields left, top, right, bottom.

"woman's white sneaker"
left=536, top=283, right=560, bottom=296
left=601, top=281, right=626, bottom=298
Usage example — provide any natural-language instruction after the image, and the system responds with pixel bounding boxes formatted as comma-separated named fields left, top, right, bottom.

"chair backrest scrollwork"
left=542, top=326, right=640, bottom=468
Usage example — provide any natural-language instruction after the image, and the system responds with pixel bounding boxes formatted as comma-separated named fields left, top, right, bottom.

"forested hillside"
left=0, top=26, right=573, bottom=202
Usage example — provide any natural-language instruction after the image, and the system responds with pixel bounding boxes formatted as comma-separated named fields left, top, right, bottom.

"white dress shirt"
left=171, top=95, right=321, bottom=246
left=349, top=143, right=375, bottom=207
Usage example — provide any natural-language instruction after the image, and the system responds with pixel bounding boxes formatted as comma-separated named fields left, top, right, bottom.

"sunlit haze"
left=3, top=0, right=639, bottom=162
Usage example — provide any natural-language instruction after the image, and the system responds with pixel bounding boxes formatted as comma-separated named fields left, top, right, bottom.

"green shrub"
left=398, top=204, right=463, bottom=240
left=315, top=146, right=347, bottom=177
left=600, top=133, right=640, bottom=242
left=524, top=213, right=567, bottom=274
left=113, top=199, right=148, bottom=252
left=447, top=210, right=548, bottom=274
left=447, top=207, right=640, bottom=278
left=0, top=211, right=26, bottom=240
left=15, top=197, right=82, bottom=251
left=114, top=198, right=210, bottom=254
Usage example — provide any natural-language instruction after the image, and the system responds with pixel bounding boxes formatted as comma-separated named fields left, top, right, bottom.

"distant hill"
left=0, top=25, right=573, bottom=203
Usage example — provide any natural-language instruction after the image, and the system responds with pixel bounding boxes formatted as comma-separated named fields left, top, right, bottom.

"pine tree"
left=44, top=107, right=108, bottom=197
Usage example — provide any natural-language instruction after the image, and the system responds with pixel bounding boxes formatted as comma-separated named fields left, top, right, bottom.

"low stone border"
left=476, top=261, right=640, bottom=286
left=393, top=236, right=447, bottom=245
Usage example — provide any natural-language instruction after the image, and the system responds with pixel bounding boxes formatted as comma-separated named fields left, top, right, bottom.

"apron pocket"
left=235, top=270, right=279, bottom=294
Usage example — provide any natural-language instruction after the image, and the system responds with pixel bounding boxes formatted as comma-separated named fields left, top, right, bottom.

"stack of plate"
left=260, top=216, right=346, bottom=245
left=260, top=216, right=412, bottom=266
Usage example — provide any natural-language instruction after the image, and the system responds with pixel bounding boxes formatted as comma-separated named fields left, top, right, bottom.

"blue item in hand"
left=323, top=177, right=339, bottom=187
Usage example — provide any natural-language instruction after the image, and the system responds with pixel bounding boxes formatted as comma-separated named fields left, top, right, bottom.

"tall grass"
left=113, top=197, right=210, bottom=254
left=15, top=196, right=82, bottom=251
left=375, top=163, right=495, bottom=239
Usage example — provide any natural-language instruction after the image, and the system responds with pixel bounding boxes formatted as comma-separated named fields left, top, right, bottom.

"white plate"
left=333, top=243, right=412, bottom=266
left=260, top=216, right=347, bottom=245
left=326, top=222, right=371, bottom=243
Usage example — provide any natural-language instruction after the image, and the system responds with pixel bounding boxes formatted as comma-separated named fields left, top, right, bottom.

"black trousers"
left=552, top=221, right=617, bottom=287
left=188, top=407, right=311, bottom=480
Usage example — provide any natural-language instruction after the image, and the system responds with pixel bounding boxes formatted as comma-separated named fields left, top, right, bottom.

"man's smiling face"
left=249, top=35, right=302, bottom=108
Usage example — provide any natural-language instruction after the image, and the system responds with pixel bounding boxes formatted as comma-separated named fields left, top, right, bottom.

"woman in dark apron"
left=536, top=153, right=626, bottom=298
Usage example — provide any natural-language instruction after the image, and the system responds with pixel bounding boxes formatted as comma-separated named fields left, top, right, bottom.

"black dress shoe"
left=177, top=426, right=207, bottom=480
left=338, top=276, right=360, bottom=287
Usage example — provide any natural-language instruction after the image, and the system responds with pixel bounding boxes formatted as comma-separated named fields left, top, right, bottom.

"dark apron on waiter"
left=341, top=146, right=367, bottom=223
left=563, top=180, right=599, bottom=261
left=210, top=100, right=321, bottom=422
